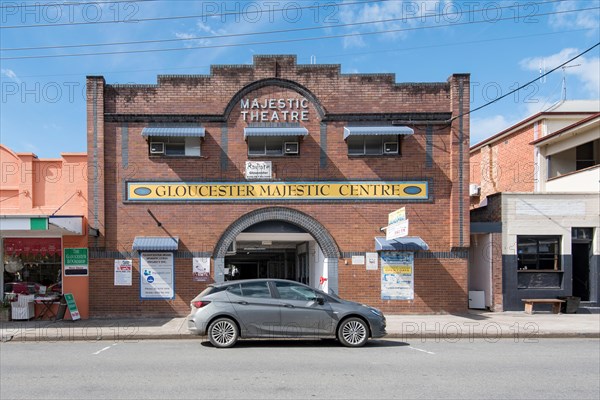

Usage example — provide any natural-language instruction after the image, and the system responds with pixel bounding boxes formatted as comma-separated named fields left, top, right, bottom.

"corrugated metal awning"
left=132, top=236, right=179, bottom=251
left=141, top=127, right=205, bottom=137
left=344, top=126, right=414, bottom=140
left=375, top=236, right=429, bottom=251
left=244, top=127, right=308, bottom=139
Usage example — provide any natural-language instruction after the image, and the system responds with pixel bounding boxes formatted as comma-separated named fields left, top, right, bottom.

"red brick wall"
left=88, top=56, right=470, bottom=316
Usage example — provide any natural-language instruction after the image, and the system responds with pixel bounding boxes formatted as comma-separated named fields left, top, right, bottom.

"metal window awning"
left=375, top=236, right=429, bottom=251
left=244, top=127, right=308, bottom=140
left=343, top=126, right=414, bottom=140
left=141, top=127, right=205, bottom=137
left=132, top=236, right=179, bottom=251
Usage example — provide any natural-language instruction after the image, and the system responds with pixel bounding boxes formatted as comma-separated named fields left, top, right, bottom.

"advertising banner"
left=140, top=252, right=174, bottom=300
left=381, top=252, right=414, bottom=300
left=193, top=257, right=211, bottom=282
left=114, top=259, right=133, bottom=286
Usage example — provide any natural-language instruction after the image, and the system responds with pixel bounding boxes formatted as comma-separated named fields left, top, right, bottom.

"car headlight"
left=369, top=308, right=383, bottom=317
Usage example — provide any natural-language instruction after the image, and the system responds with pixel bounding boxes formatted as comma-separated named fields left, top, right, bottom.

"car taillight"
left=192, top=300, right=211, bottom=309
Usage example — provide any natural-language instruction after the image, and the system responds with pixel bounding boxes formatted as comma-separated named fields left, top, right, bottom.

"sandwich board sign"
left=64, top=293, right=81, bottom=321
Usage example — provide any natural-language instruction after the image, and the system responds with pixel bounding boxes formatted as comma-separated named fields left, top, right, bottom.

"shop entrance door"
left=572, top=242, right=591, bottom=301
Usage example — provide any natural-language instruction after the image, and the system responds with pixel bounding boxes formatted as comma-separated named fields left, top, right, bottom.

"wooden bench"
left=522, top=299, right=565, bottom=314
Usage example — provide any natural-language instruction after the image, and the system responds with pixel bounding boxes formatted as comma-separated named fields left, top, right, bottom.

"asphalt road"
left=1, top=338, right=599, bottom=400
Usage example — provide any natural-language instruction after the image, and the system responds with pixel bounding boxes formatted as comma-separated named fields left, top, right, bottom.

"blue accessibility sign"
left=147, top=276, right=155, bottom=283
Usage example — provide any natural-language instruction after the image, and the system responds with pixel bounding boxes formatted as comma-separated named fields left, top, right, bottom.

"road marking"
left=93, top=343, right=118, bottom=355
left=407, top=346, right=435, bottom=355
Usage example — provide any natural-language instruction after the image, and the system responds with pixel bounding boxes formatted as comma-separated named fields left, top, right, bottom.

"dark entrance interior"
left=224, top=221, right=311, bottom=285
left=572, top=228, right=593, bottom=301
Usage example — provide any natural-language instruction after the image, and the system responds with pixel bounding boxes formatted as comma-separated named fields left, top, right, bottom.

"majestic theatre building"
left=87, top=55, right=470, bottom=316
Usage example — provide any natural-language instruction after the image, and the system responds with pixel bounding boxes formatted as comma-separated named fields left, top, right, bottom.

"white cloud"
left=550, top=1, right=600, bottom=32
left=174, top=32, right=211, bottom=48
left=470, top=114, right=513, bottom=145
left=520, top=48, right=600, bottom=97
left=1, top=68, right=21, bottom=83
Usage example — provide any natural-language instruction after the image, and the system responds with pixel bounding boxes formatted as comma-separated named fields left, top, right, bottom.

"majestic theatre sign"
left=240, top=97, right=310, bottom=122
left=126, top=181, right=428, bottom=201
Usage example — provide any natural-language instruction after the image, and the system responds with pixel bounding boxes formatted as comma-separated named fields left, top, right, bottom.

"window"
left=274, top=281, right=317, bottom=301
left=239, top=281, right=272, bottom=298
left=576, top=141, right=597, bottom=171
left=3, top=238, right=63, bottom=297
left=226, top=284, right=243, bottom=296
left=247, top=136, right=298, bottom=156
left=347, top=135, right=399, bottom=156
left=517, top=236, right=561, bottom=271
left=149, top=136, right=201, bottom=157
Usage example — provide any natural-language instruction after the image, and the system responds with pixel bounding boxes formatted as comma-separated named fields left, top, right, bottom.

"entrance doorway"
left=224, top=221, right=321, bottom=288
left=572, top=228, right=593, bottom=301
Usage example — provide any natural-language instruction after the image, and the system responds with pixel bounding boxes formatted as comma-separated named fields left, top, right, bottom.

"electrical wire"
left=2, top=6, right=596, bottom=60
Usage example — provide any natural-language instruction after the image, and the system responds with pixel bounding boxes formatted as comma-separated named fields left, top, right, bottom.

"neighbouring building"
left=87, top=55, right=470, bottom=317
left=469, top=100, right=600, bottom=311
left=0, top=145, right=89, bottom=319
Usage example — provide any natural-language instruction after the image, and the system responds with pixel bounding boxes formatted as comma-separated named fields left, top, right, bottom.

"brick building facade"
left=87, top=55, right=470, bottom=317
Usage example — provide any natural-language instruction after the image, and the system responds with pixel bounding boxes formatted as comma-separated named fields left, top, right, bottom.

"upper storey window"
left=344, top=126, right=414, bottom=156
left=142, top=126, right=204, bottom=157
left=244, top=126, right=308, bottom=157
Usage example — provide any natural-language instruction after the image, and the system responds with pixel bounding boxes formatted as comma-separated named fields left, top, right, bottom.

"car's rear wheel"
left=208, top=318, right=239, bottom=348
left=337, top=317, right=369, bottom=347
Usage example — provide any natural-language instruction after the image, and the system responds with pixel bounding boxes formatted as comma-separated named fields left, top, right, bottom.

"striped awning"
left=132, top=236, right=179, bottom=251
left=375, top=236, right=429, bottom=251
left=244, top=127, right=308, bottom=140
left=141, top=127, right=205, bottom=137
left=344, top=126, right=414, bottom=140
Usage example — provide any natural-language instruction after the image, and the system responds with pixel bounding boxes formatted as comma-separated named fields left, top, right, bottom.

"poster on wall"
left=381, top=252, right=414, bottom=300
left=114, top=259, right=133, bottom=286
left=365, top=253, right=378, bottom=270
left=193, top=257, right=211, bottom=282
left=140, top=252, right=175, bottom=300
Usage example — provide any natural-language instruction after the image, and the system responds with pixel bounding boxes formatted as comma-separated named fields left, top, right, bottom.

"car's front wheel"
left=337, top=317, right=369, bottom=347
left=207, top=318, right=239, bottom=348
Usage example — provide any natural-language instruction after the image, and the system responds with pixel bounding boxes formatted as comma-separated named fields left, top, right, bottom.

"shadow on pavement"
left=200, top=338, right=409, bottom=348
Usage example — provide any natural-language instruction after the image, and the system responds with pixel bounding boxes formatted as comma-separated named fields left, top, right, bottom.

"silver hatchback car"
left=187, top=279, right=387, bottom=348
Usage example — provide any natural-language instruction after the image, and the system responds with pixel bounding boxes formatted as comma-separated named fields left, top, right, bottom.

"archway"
left=213, top=207, right=340, bottom=293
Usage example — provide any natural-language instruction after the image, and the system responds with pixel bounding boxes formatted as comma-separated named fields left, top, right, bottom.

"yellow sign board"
left=127, top=181, right=428, bottom=201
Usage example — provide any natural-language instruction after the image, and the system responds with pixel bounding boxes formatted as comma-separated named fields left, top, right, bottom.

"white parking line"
left=407, top=346, right=435, bottom=355
left=92, top=343, right=117, bottom=355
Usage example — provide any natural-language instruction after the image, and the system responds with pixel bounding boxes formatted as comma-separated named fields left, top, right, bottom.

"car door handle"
left=237, top=301, right=248, bottom=305
left=284, top=304, right=294, bottom=308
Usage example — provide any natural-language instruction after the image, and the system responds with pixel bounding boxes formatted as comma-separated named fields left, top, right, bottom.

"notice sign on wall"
left=114, top=259, right=133, bottom=286
left=140, top=252, right=174, bottom=300
left=193, top=257, right=211, bottom=282
left=245, top=161, right=272, bottom=180
left=381, top=252, right=414, bottom=300
left=64, top=248, right=88, bottom=276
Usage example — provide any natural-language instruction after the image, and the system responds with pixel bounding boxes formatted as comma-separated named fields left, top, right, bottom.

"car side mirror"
left=313, top=296, right=325, bottom=305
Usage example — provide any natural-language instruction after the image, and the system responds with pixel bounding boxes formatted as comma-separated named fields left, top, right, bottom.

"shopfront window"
left=3, top=238, right=62, bottom=296
left=517, top=236, right=561, bottom=271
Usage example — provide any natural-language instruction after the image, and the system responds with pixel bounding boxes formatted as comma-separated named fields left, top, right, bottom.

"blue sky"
left=1, top=0, right=599, bottom=158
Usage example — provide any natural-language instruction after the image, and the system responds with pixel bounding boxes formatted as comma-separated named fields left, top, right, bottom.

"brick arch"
left=213, top=207, right=340, bottom=259
left=222, top=78, right=327, bottom=121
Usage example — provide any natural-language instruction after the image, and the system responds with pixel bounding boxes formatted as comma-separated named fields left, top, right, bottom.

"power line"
left=2, top=5, right=595, bottom=61
left=451, top=41, right=600, bottom=121
left=0, top=0, right=386, bottom=29
left=4, top=27, right=591, bottom=79
left=0, top=0, right=568, bottom=52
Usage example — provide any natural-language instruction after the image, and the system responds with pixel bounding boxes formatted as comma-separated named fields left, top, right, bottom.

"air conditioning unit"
left=226, top=241, right=236, bottom=255
left=284, top=142, right=299, bottom=154
left=384, top=142, right=398, bottom=154
left=469, top=183, right=481, bottom=196
left=150, top=142, right=165, bottom=154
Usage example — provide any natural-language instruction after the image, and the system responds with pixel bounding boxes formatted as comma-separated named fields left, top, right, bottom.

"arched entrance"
left=213, top=207, right=340, bottom=293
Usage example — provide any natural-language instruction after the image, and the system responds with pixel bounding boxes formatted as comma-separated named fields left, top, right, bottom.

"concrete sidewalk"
left=1, top=311, right=598, bottom=343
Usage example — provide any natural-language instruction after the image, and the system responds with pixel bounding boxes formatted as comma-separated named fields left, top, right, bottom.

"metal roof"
left=243, top=127, right=308, bottom=139
left=375, top=236, right=429, bottom=251
left=343, top=126, right=414, bottom=140
left=141, top=127, right=205, bottom=137
left=132, top=236, right=179, bottom=251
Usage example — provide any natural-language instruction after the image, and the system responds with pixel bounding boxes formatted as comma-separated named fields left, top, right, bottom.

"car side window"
left=226, top=284, right=242, bottom=296
left=239, top=282, right=272, bottom=298
left=274, top=282, right=316, bottom=301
